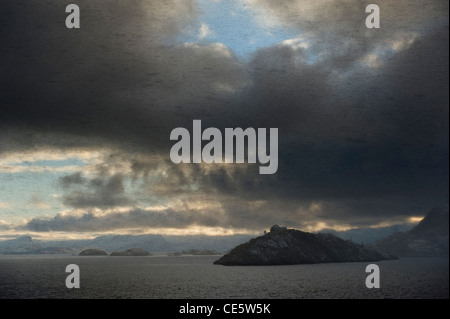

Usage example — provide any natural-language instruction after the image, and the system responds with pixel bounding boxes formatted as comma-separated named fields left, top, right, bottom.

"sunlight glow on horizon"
left=0, top=226, right=260, bottom=242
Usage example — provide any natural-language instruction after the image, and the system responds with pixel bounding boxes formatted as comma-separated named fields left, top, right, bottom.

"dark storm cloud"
left=202, top=23, right=449, bottom=213
left=59, top=172, right=86, bottom=187
left=1, top=1, right=448, bottom=231
left=59, top=173, right=132, bottom=208
left=0, top=0, right=243, bottom=153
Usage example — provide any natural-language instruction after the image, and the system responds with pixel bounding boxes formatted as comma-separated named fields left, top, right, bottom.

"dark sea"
left=0, top=255, right=447, bottom=299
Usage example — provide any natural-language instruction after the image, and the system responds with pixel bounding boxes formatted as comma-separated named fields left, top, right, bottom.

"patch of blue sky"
left=0, top=171, right=65, bottom=221
left=179, top=0, right=299, bottom=59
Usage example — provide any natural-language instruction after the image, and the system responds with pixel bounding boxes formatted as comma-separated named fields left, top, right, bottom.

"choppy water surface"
left=0, top=255, right=447, bottom=299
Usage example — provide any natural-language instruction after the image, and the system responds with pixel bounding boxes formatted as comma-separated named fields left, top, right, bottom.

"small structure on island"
left=270, top=225, right=287, bottom=232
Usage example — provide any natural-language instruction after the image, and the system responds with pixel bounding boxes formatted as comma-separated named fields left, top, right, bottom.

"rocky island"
left=214, top=225, right=395, bottom=266
left=110, top=248, right=152, bottom=256
left=79, top=248, right=108, bottom=256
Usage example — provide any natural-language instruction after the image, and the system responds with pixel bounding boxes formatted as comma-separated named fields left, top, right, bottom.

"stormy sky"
left=0, top=0, right=448, bottom=239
